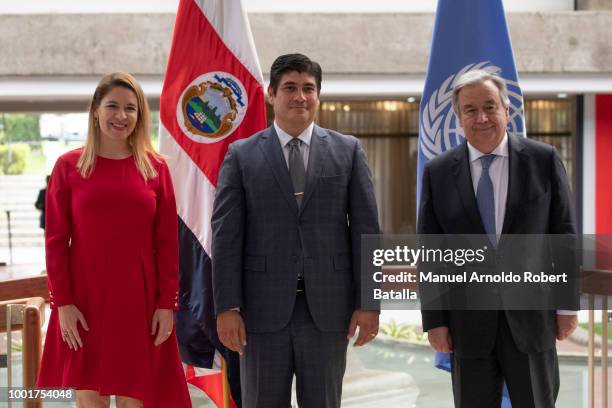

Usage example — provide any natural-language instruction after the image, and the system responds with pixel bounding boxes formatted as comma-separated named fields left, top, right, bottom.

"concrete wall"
left=577, top=0, right=612, bottom=10
left=1, top=12, right=612, bottom=77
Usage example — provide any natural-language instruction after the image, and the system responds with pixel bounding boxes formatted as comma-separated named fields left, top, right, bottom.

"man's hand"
left=347, top=310, right=379, bottom=347
left=427, top=326, right=452, bottom=352
left=556, top=314, right=578, bottom=340
left=58, top=304, right=89, bottom=350
left=151, top=308, right=174, bottom=347
left=217, top=310, right=246, bottom=355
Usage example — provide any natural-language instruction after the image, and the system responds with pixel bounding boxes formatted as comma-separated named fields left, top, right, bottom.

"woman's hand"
left=58, top=304, right=89, bottom=350
left=151, top=308, right=174, bottom=346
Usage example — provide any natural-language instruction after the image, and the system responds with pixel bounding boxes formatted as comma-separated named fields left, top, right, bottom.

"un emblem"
left=420, top=61, right=525, bottom=160
left=177, top=72, right=248, bottom=144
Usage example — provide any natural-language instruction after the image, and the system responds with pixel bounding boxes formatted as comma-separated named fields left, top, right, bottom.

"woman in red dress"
left=38, top=72, right=192, bottom=407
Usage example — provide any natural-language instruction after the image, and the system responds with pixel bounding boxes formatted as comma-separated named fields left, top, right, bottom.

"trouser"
left=240, top=293, right=348, bottom=408
left=451, top=312, right=559, bottom=408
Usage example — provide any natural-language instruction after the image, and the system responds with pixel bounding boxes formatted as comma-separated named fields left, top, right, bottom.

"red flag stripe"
left=160, top=0, right=267, bottom=187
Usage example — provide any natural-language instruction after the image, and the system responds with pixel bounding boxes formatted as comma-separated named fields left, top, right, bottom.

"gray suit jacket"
left=212, top=125, right=380, bottom=333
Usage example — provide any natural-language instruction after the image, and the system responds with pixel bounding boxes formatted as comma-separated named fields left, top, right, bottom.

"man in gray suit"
left=212, top=53, right=380, bottom=408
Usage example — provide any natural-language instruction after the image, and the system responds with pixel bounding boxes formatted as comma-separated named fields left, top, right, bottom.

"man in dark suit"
left=211, top=53, right=380, bottom=408
left=418, top=69, right=578, bottom=408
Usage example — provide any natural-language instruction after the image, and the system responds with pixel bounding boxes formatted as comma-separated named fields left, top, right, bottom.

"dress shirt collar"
left=467, top=133, right=509, bottom=163
left=274, top=121, right=313, bottom=148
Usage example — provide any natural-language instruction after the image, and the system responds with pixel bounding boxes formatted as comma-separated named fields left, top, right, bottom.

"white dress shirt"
left=467, top=134, right=509, bottom=243
left=274, top=121, right=313, bottom=170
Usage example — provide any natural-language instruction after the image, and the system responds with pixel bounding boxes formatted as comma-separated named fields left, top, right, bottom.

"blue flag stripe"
left=176, top=217, right=222, bottom=367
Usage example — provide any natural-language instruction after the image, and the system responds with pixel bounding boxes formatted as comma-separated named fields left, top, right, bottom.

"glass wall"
left=319, top=101, right=420, bottom=234
left=524, top=99, right=576, bottom=186
left=299, top=96, right=577, bottom=234
left=2, top=97, right=574, bottom=236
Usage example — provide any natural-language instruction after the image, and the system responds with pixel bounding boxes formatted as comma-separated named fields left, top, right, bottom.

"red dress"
left=38, top=149, right=191, bottom=407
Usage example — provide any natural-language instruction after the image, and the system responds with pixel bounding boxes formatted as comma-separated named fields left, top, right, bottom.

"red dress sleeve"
left=45, top=156, right=74, bottom=308
left=153, top=159, right=180, bottom=310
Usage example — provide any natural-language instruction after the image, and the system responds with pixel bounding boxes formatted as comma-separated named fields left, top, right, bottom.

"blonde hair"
left=77, top=72, right=160, bottom=180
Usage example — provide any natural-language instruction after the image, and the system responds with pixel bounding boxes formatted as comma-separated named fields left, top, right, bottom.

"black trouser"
left=451, top=312, right=559, bottom=408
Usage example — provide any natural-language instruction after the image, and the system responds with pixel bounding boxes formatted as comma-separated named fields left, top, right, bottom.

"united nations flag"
left=417, top=0, right=525, bottom=206
left=417, top=1, right=522, bottom=407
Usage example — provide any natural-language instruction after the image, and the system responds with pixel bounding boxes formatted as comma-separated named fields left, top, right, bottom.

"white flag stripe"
left=195, top=0, right=265, bottom=85
left=160, top=123, right=215, bottom=256
left=193, top=350, right=224, bottom=376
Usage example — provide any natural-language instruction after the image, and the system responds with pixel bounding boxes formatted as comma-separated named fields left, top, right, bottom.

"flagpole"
left=221, top=356, right=230, bottom=408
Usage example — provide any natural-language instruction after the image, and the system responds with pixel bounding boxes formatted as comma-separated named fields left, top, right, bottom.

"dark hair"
left=269, top=53, right=322, bottom=94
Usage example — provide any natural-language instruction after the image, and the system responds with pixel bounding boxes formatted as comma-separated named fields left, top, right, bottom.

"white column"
left=582, top=94, right=596, bottom=234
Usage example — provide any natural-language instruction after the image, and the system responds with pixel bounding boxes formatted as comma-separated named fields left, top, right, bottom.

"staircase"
left=0, top=175, right=45, bottom=249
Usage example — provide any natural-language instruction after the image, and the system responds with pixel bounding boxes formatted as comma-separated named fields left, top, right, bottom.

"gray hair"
left=451, top=69, right=510, bottom=116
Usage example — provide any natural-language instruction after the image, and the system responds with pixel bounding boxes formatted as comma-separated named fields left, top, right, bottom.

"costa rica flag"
left=159, top=0, right=267, bottom=406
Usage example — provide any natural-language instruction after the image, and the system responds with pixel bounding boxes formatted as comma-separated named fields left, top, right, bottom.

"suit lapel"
left=301, top=125, right=329, bottom=213
left=501, top=134, right=528, bottom=235
left=452, top=143, right=487, bottom=234
left=257, top=127, right=299, bottom=215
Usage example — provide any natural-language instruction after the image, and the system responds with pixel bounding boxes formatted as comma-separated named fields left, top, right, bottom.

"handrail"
left=581, top=268, right=611, bottom=408
left=3, top=297, right=45, bottom=408
left=582, top=268, right=612, bottom=297
left=0, top=275, right=48, bottom=302
left=0, top=276, right=48, bottom=407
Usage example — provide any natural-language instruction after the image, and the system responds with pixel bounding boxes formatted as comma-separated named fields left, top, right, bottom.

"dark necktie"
left=288, top=138, right=306, bottom=207
left=477, top=154, right=497, bottom=245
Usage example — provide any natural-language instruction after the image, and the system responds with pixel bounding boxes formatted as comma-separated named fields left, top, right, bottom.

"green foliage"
left=0, top=114, right=41, bottom=143
left=380, top=320, right=428, bottom=343
left=0, top=143, right=31, bottom=174
left=24, top=148, right=46, bottom=175
left=11, top=338, right=22, bottom=353
left=579, top=322, right=612, bottom=338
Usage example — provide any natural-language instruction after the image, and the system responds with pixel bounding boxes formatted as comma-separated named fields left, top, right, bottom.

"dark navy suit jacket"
left=212, top=124, right=380, bottom=333
left=418, top=134, right=577, bottom=356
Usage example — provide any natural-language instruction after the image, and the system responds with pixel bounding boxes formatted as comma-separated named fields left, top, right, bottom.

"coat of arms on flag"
left=179, top=72, right=249, bottom=142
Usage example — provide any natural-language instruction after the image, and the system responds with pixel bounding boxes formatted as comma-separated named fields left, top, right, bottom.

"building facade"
left=0, top=1, right=611, bottom=235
